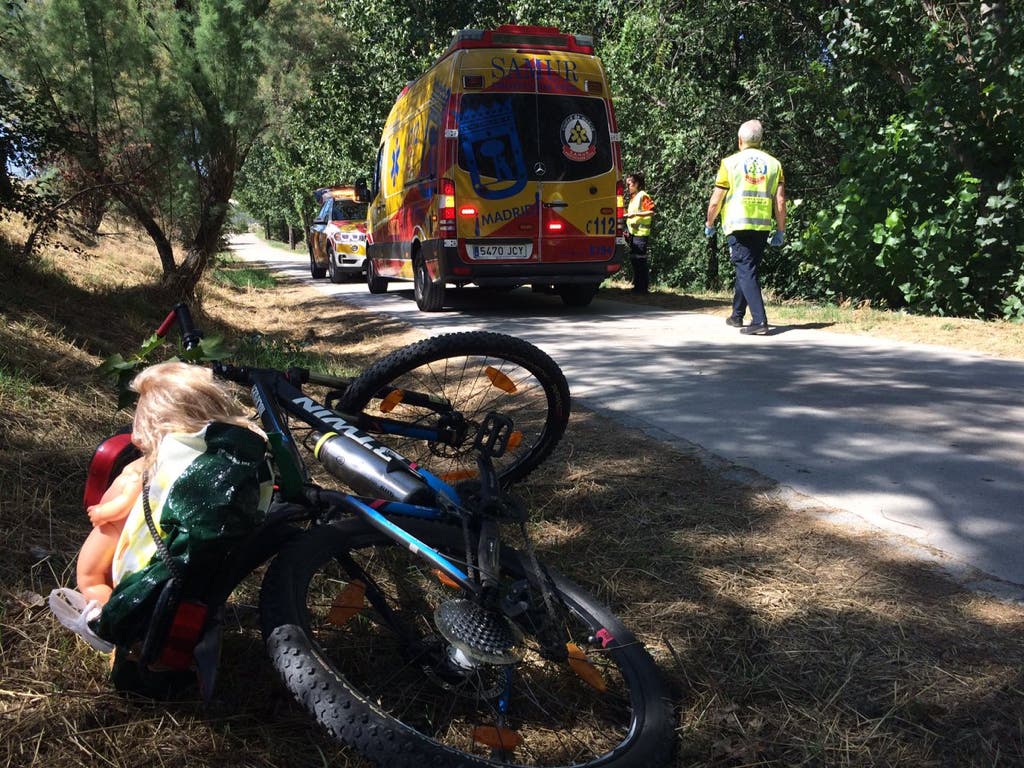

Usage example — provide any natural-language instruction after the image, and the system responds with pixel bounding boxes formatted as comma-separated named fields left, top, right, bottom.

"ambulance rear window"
left=457, top=93, right=612, bottom=185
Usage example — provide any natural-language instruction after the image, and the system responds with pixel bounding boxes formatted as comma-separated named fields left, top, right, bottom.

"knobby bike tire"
left=336, top=332, right=570, bottom=486
left=260, top=518, right=675, bottom=768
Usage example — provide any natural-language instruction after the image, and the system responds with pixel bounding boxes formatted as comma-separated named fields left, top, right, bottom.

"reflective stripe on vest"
left=721, top=150, right=781, bottom=235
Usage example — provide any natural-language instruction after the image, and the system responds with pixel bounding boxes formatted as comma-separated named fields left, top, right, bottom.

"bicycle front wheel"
left=260, top=519, right=675, bottom=768
left=337, top=332, right=570, bottom=486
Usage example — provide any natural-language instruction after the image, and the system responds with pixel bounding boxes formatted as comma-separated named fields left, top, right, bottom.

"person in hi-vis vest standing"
left=704, top=120, right=786, bottom=335
left=625, top=172, right=655, bottom=293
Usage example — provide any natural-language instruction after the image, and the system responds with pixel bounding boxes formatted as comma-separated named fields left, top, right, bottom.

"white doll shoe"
left=48, top=588, right=114, bottom=653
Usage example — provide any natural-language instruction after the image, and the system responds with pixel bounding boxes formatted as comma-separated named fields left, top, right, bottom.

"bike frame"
left=158, top=302, right=496, bottom=598
left=233, top=363, right=477, bottom=594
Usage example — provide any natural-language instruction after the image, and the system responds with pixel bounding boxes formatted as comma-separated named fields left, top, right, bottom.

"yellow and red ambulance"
left=363, top=25, right=625, bottom=311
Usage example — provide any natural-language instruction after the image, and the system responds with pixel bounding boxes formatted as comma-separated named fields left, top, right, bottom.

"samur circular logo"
left=560, top=114, right=596, bottom=162
left=743, top=157, right=768, bottom=185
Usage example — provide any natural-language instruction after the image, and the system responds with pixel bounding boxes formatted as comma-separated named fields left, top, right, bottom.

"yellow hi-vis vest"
left=714, top=148, right=783, bottom=235
left=627, top=190, right=654, bottom=237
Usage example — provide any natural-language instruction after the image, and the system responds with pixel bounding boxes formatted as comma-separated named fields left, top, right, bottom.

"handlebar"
left=153, top=304, right=353, bottom=392
left=156, top=303, right=203, bottom=351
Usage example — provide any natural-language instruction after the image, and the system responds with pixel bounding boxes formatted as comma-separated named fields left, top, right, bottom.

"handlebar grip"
left=173, top=303, right=203, bottom=351
left=155, top=309, right=178, bottom=338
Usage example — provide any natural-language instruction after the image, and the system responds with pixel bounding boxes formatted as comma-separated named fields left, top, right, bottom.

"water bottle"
left=312, top=431, right=434, bottom=504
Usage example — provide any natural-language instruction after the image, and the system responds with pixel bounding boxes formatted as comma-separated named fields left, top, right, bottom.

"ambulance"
left=363, top=24, right=625, bottom=311
left=308, top=185, right=369, bottom=283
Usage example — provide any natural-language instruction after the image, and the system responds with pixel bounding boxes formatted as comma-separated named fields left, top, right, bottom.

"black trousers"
left=629, top=236, right=649, bottom=293
left=728, top=230, right=769, bottom=325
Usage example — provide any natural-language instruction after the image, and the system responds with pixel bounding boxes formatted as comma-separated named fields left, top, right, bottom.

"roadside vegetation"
left=2, top=218, right=1023, bottom=767
left=4, top=2, right=1022, bottom=318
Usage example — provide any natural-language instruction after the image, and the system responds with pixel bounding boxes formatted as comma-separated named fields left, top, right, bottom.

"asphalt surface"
left=229, top=235, right=1024, bottom=600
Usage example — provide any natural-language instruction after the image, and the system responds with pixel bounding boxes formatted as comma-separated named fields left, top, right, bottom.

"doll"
left=49, top=361, right=269, bottom=652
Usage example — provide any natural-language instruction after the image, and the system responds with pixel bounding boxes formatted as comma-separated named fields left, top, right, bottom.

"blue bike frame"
left=237, top=366, right=477, bottom=594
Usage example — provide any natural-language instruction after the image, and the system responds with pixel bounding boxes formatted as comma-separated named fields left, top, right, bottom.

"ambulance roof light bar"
left=448, top=25, right=594, bottom=55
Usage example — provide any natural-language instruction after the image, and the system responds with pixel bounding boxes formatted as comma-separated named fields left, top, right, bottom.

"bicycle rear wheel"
left=337, top=332, right=570, bottom=486
left=260, top=519, right=675, bottom=768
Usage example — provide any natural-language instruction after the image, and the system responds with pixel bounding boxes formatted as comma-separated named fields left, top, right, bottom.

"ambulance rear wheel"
left=366, top=258, right=388, bottom=294
left=414, top=257, right=445, bottom=312
left=558, top=283, right=598, bottom=307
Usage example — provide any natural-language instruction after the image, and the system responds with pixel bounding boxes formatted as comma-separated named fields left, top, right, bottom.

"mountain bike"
left=102, top=304, right=675, bottom=768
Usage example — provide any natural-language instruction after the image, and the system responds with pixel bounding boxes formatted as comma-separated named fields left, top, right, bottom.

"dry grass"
left=2, top=217, right=1023, bottom=767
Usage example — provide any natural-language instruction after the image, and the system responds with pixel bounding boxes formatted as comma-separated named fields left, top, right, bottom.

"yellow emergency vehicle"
left=363, top=25, right=625, bottom=311
left=308, top=186, right=369, bottom=283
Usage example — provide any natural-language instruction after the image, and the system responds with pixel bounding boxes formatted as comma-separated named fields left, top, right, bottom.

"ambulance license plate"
left=471, top=244, right=531, bottom=260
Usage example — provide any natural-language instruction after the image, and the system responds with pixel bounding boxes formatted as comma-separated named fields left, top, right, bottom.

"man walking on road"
left=704, top=120, right=786, bottom=335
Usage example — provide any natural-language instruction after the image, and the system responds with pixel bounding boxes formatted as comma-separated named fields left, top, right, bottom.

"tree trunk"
left=0, top=136, right=14, bottom=205
left=114, top=190, right=177, bottom=274
left=165, top=150, right=236, bottom=300
left=168, top=245, right=209, bottom=300
left=300, top=208, right=313, bottom=257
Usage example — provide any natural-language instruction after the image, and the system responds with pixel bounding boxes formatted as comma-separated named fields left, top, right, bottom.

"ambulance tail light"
left=459, top=205, right=477, bottom=217
left=547, top=221, right=564, bottom=232
left=616, top=180, right=625, bottom=237
left=439, top=178, right=456, bottom=233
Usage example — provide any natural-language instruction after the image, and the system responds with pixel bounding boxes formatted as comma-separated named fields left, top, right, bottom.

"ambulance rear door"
left=453, top=52, right=617, bottom=269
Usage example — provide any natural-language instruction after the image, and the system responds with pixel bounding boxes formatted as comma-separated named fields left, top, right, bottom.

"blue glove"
left=769, top=230, right=785, bottom=247
left=704, top=225, right=716, bottom=238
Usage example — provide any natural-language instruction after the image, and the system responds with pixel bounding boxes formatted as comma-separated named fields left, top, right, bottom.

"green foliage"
left=1, top=0, right=330, bottom=291
left=0, top=74, right=62, bottom=223
left=6, top=0, right=1020, bottom=318
left=601, top=0, right=839, bottom=291
left=237, top=0, right=515, bottom=236
left=0, top=361, right=37, bottom=406
left=210, top=258, right=277, bottom=289
left=232, top=332, right=324, bottom=372
left=98, top=332, right=232, bottom=408
left=795, top=1, right=1024, bottom=318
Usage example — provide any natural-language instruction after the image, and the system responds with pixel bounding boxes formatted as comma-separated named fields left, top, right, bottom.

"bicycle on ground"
left=94, top=303, right=675, bottom=768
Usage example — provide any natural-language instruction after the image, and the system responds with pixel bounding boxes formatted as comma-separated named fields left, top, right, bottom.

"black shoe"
left=725, top=316, right=743, bottom=327
left=740, top=323, right=769, bottom=335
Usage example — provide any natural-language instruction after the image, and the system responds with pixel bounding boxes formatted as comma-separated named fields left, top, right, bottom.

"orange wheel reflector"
left=485, top=366, right=517, bottom=394
left=434, top=569, right=461, bottom=589
left=472, top=725, right=521, bottom=750
left=507, top=430, right=523, bottom=449
left=380, top=389, right=404, bottom=413
left=439, top=469, right=477, bottom=483
left=328, top=580, right=366, bottom=626
left=567, top=642, right=607, bottom=691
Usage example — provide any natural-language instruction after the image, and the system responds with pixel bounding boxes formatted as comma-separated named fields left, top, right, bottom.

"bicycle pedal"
left=473, top=412, right=513, bottom=458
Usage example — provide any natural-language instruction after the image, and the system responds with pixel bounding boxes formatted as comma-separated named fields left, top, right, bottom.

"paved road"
left=229, top=235, right=1024, bottom=599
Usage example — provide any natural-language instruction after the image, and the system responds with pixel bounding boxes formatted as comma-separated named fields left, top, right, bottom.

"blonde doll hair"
left=130, top=362, right=254, bottom=463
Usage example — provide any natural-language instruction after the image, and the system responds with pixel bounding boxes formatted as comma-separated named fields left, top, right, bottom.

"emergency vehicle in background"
left=363, top=24, right=626, bottom=311
left=307, top=185, right=369, bottom=283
